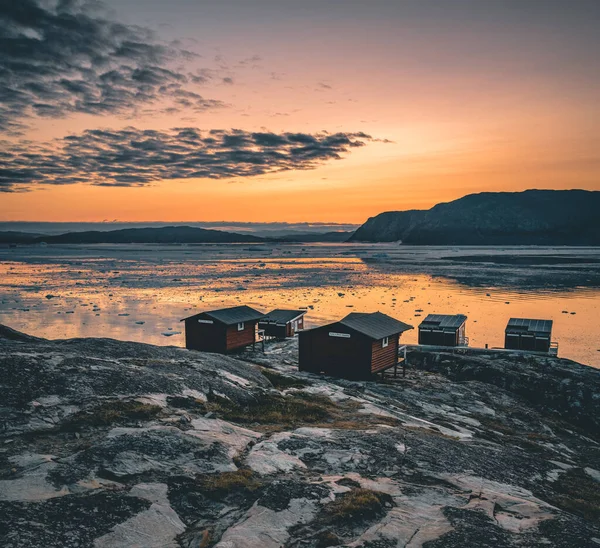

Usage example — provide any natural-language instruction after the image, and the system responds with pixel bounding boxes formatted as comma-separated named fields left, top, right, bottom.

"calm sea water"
left=1, top=243, right=599, bottom=367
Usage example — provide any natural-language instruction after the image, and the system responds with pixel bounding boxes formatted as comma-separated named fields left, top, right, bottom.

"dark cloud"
left=237, top=55, right=262, bottom=67
left=0, top=128, right=373, bottom=191
left=0, top=0, right=223, bottom=133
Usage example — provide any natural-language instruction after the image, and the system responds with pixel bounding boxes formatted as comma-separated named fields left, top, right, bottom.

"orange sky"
left=1, top=0, right=599, bottom=223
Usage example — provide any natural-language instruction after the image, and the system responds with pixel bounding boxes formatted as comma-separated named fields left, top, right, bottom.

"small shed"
left=299, top=311, right=413, bottom=380
left=418, top=314, right=468, bottom=347
left=181, top=305, right=264, bottom=354
left=259, top=309, right=307, bottom=339
left=504, top=318, right=554, bottom=353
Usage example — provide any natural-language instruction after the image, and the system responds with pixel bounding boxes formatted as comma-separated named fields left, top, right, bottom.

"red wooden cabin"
left=259, top=309, right=307, bottom=339
left=298, top=312, right=413, bottom=380
left=181, top=305, right=264, bottom=354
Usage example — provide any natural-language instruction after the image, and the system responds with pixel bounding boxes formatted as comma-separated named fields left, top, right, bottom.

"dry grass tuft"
left=197, top=469, right=262, bottom=499
left=545, top=468, right=600, bottom=523
left=63, top=400, right=162, bottom=429
left=314, top=530, right=341, bottom=547
left=198, top=529, right=212, bottom=548
left=323, top=488, right=392, bottom=523
left=206, top=391, right=340, bottom=427
left=204, top=390, right=399, bottom=432
left=261, top=369, right=311, bottom=390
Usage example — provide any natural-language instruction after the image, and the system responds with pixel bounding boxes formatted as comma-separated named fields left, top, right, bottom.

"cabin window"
left=237, top=322, right=245, bottom=331
left=382, top=337, right=389, bottom=348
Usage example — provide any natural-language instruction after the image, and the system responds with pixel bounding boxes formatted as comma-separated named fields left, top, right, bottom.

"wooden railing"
left=398, top=344, right=407, bottom=363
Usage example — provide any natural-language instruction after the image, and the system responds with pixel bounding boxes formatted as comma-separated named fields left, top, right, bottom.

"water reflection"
left=1, top=243, right=599, bottom=367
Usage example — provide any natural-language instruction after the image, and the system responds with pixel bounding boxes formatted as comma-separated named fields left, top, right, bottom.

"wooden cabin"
left=181, top=305, right=264, bottom=354
left=299, top=312, right=413, bottom=380
left=418, top=314, right=468, bottom=347
left=504, top=318, right=555, bottom=353
left=259, top=309, right=307, bottom=339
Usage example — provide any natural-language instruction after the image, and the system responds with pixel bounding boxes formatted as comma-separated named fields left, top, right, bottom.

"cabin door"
left=443, top=331, right=456, bottom=347
left=521, top=334, right=535, bottom=351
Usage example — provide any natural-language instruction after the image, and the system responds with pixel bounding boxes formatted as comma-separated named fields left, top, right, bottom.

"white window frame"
left=382, top=336, right=389, bottom=348
left=237, top=322, right=245, bottom=331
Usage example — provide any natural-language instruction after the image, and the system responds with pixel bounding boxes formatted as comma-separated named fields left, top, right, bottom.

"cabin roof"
left=260, top=309, right=307, bottom=325
left=419, top=314, right=467, bottom=330
left=339, top=312, right=413, bottom=340
left=506, top=318, right=553, bottom=334
left=181, top=305, right=264, bottom=325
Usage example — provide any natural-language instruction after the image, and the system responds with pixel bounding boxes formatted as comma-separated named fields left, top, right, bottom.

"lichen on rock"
left=1, top=326, right=599, bottom=547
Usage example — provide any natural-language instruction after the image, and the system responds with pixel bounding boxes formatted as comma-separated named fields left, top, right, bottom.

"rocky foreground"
left=1, top=325, right=599, bottom=547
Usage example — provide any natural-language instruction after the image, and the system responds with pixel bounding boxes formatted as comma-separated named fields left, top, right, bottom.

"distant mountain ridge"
left=30, top=226, right=263, bottom=244
left=0, top=226, right=352, bottom=245
left=275, top=231, right=354, bottom=242
left=350, top=190, right=600, bottom=245
left=0, top=231, right=41, bottom=244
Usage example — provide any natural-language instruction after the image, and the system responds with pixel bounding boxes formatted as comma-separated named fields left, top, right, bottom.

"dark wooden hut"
left=298, top=312, right=413, bottom=380
left=259, top=309, right=307, bottom=339
left=181, top=305, right=264, bottom=353
left=504, top=318, right=555, bottom=353
left=418, top=314, right=468, bottom=347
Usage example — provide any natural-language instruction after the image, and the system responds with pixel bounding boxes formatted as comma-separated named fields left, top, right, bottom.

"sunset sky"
left=1, top=0, right=599, bottom=223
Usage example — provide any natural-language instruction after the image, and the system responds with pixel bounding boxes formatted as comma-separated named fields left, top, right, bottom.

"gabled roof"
left=181, top=305, right=264, bottom=325
left=339, top=312, right=413, bottom=340
left=419, top=314, right=467, bottom=329
left=506, top=318, right=553, bottom=334
left=260, top=309, right=307, bottom=325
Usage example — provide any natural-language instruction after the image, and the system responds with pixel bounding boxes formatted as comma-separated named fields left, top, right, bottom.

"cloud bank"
left=0, top=128, right=373, bottom=191
left=0, top=0, right=223, bottom=133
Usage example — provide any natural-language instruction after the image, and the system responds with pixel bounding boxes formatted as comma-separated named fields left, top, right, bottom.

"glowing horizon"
left=1, top=0, right=599, bottom=223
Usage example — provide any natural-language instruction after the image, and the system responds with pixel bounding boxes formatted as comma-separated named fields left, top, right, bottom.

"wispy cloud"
left=0, top=128, right=373, bottom=191
left=0, top=0, right=223, bottom=133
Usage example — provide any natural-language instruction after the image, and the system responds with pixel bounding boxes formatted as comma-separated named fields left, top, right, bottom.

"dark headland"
left=1, top=324, right=599, bottom=547
left=350, top=189, right=600, bottom=245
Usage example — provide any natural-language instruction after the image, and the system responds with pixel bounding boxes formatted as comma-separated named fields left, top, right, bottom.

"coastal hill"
left=1, top=325, right=599, bottom=546
left=350, top=189, right=600, bottom=244
left=0, top=226, right=353, bottom=245
left=29, top=225, right=263, bottom=244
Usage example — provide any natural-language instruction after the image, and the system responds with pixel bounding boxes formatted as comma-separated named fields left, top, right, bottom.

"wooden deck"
left=408, top=343, right=559, bottom=358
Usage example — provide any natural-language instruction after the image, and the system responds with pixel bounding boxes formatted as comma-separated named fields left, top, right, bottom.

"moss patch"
left=205, top=390, right=399, bottom=431
left=166, top=395, right=207, bottom=411
left=261, top=369, right=311, bottom=390
left=315, top=530, right=342, bottom=547
left=197, top=469, right=262, bottom=499
left=544, top=468, right=600, bottom=523
left=206, top=391, right=342, bottom=427
left=62, top=400, right=162, bottom=429
left=323, top=488, right=392, bottom=523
